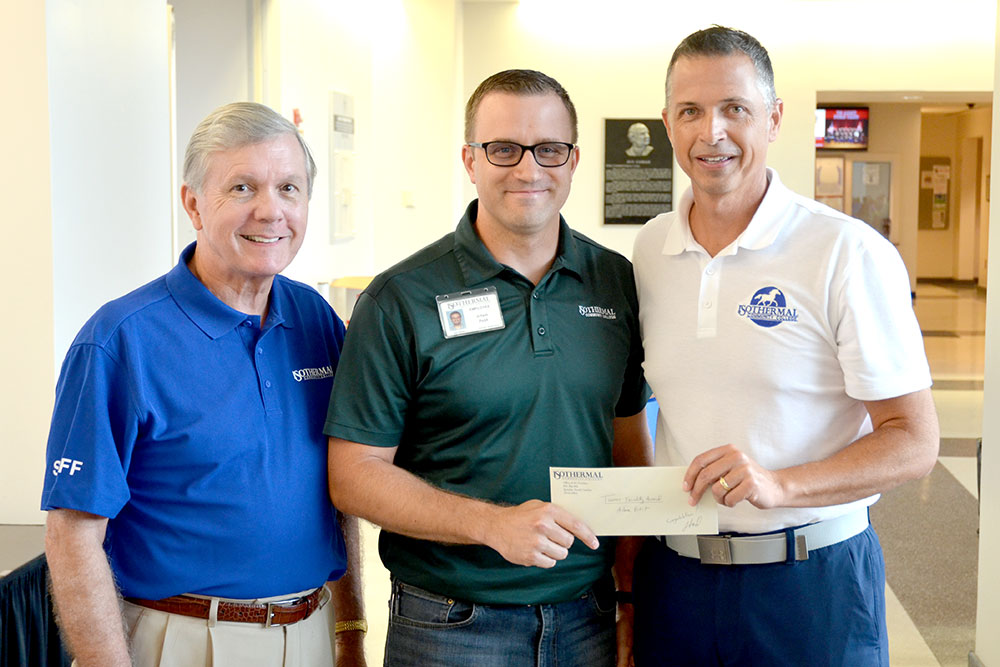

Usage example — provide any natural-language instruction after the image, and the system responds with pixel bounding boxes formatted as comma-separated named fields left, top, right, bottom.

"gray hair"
left=465, top=69, right=578, bottom=143
left=183, top=102, right=317, bottom=197
left=665, top=26, right=776, bottom=110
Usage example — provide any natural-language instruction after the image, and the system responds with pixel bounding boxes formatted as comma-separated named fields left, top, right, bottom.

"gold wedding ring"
left=718, top=476, right=731, bottom=491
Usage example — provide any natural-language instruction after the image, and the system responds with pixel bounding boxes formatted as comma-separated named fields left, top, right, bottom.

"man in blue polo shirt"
left=42, top=103, right=366, bottom=666
left=326, top=70, right=652, bottom=666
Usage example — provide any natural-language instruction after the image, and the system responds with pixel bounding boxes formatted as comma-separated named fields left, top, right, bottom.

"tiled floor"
left=0, top=281, right=984, bottom=665
left=872, top=280, right=984, bottom=666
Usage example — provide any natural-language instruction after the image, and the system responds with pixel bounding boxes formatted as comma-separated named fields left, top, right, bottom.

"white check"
left=549, top=466, right=719, bottom=536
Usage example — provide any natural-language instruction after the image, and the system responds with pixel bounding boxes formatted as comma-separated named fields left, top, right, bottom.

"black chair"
left=0, top=554, right=71, bottom=667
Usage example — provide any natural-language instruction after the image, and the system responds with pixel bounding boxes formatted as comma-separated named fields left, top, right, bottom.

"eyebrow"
left=675, top=96, right=754, bottom=107
left=482, top=138, right=570, bottom=144
left=226, top=172, right=306, bottom=184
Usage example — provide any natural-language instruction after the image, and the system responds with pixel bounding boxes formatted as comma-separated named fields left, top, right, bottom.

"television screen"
left=815, top=107, right=869, bottom=150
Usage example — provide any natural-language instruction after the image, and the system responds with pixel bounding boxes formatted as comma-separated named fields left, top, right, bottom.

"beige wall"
left=370, top=0, right=463, bottom=271
left=959, top=107, right=994, bottom=286
left=866, top=103, right=922, bottom=288
left=0, top=2, right=53, bottom=524
left=919, top=107, right=993, bottom=280
left=919, top=114, right=960, bottom=277
left=278, top=0, right=374, bottom=285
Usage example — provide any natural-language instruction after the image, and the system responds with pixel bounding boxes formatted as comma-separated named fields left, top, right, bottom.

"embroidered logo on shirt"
left=737, top=287, right=798, bottom=328
left=578, top=305, right=617, bottom=320
left=291, top=365, right=334, bottom=382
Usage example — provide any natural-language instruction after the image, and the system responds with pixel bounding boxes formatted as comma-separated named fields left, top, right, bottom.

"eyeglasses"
left=467, top=141, right=576, bottom=167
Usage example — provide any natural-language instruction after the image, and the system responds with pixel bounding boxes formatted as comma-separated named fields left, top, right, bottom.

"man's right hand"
left=487, top=500, right=599, bottom=568
left=329, top=439, right=600, bottom=567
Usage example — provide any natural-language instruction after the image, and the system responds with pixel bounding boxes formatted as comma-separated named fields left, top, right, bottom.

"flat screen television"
left=815, top=107, right=869, bottom=150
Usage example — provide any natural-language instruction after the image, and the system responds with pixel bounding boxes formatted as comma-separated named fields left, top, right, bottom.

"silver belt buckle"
left=794, top=534, right=809, bottom=561
left=264, top=596, right=303, bottom=628
left=697, top=536, right=733, bottom=565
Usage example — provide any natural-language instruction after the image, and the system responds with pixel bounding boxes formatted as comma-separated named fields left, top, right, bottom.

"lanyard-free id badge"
left=436, top=287, right=505, bottom=338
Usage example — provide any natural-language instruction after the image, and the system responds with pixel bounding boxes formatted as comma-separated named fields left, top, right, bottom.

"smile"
left=698, top=156, right=733, bottom=164
left=242, top=235, right=281, bottom=243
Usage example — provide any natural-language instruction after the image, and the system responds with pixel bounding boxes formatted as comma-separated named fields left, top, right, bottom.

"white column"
left=973, top=2, right=1000, bottom=662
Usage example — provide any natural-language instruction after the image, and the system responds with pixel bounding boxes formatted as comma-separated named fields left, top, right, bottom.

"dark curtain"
left=0, top=554, right=71, bottom=667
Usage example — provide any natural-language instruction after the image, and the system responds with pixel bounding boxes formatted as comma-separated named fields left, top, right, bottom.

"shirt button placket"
left=529, top=285, right=552, bottom=355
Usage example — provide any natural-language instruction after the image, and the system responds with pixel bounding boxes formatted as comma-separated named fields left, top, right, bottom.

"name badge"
left=436, top=287, right=505, bottom=338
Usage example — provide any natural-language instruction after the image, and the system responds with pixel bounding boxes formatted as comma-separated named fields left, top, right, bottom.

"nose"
left=254, top=188, right=283, bottom=222
left=700, top=110, right=727, bottom=145
left=510, top=147, right=546, bottom=180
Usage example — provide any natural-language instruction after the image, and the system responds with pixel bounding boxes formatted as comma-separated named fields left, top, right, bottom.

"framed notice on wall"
left=604, top=119, right=673, bottom=224
left=815, top=155, right=845, bottom=213
left=918, top=156, right=950, bottom=230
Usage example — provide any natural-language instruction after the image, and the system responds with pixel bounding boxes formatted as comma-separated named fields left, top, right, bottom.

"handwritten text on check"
left=549, top=466, right=719, bottom=536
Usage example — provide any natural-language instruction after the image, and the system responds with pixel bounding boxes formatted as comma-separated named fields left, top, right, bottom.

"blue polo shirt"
left=42, top=243, right=347, bottom=600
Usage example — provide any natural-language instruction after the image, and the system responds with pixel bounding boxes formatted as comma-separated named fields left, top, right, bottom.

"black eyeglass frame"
left=467, top=141, right=577, bottom=168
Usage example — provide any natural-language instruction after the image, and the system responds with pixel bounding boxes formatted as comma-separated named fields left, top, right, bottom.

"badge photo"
left=436, top=287, right=506, bottom=339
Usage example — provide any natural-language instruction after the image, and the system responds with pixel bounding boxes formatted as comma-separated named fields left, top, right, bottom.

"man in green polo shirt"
left=325, top=69, right=652, bottom=667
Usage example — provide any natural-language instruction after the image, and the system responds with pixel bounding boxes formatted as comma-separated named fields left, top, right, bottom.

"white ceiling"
left=817, top=90, right=993, bottom=114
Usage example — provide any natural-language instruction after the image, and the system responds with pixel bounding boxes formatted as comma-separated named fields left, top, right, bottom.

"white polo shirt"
left=633, top=169, right=931, bottom=533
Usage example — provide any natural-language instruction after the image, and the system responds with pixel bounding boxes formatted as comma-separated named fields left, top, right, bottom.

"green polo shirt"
left=325, top=200, right=649, bottom=604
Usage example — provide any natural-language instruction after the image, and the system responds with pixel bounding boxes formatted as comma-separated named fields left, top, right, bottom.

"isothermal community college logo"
left=578, top=305, right=617, bottom=320
left=737, top=286, right=798, bottom=328
left=291, top=365, right=335, bottom=382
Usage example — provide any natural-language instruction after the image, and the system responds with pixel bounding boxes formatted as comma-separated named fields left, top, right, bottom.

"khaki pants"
left=116, top=586, right=335, bottom=667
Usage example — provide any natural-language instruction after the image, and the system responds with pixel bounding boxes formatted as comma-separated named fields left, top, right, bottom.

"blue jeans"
left=383, top=577, right=616, bottom=667
left=633, top=525, right=889, bottom=666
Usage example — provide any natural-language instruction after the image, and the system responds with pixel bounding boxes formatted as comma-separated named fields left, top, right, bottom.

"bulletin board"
left=918, top=157, right=950, bottom=230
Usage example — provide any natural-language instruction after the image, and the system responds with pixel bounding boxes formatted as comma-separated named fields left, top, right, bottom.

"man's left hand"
left=683, top=444, right=785, bottom=509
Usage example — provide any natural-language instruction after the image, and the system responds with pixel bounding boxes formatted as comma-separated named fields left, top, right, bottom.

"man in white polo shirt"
left=631, top=26, right=940, bottom=666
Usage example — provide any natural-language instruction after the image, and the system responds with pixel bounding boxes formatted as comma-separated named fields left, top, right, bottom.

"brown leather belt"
left=125, top=588, right=322, bottom=627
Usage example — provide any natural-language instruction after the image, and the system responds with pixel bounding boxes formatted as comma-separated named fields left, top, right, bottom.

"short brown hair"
left=464, top=69, right=578, bottom=143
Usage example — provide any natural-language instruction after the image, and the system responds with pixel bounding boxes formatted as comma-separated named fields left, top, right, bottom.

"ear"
left=661, top=108, right=674, bottom=145
left=768, top=98, right=784, bottom=143
left=180, top=184, right=203, bottom=231
left=461, top=144, right=477, bottom=184
left=567, top=145, right=581, bottom=177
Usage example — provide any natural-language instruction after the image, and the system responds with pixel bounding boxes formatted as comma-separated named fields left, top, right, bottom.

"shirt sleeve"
left=324, top=292, right=414, bottom=447
left=41, top=343, right=138, bottom=518
left=834, top=231, right=932, bottom=401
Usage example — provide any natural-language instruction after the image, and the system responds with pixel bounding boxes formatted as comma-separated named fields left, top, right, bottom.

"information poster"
left=918, top=157, right=950, bottom=230
left=815, top=155, right=845, bottom=213
left=604, top=119, right=673, bottom=225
